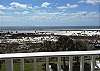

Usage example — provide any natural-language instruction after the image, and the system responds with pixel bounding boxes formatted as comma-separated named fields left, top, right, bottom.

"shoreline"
left=0, top=29, right=100, bottom=36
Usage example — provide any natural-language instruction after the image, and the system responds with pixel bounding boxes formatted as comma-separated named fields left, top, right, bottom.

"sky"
left=0, top=0, right=100, bottom=26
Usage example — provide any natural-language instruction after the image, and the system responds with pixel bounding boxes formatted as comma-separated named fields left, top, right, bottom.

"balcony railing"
left=0, top=50, right=100, bottom=71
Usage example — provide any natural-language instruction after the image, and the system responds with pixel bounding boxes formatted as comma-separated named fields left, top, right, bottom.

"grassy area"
left=0, top=61, right=59, bottom=71
left=1, top=61, right=100, bottom=71
left=1, top=62, right=43, bottom=71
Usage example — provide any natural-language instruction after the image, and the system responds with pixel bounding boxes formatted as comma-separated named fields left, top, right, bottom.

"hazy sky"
left=0, top=0, right=100, bottom=26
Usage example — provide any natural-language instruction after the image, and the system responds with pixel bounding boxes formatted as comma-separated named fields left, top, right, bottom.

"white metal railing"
left=0, top=50, right=100, bottom=71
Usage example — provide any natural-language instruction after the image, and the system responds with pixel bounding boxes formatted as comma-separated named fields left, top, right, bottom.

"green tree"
left=56, top=36, right=75, bottom=51
left=56, top=36, right=91, bottom=71
left=40, top=40, right=56, bottom=52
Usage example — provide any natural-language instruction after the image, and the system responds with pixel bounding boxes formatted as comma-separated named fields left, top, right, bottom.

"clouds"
left=0, top=2, right=32, bottom=10
left=0, top=0, right=99, bottom=26
left=0, top=1, right=98, bottom=15
left=0, top=1, right=52, bottom=15
left=0, top=1, right=80, bottom=15
left=41, top=2, right=51, bottom=8
left=0, top=2, right=33, bottom=15
left=10, top=2, right=32, bottom=9
left=79, top=0, right=100, bottom=5
left=0, top=5, right=6, bottom=9
left=0, top=11, right=99, bottom=26
left=10, top=2, right=29, bottom=9
left=57, top=3, right=79, bottom=9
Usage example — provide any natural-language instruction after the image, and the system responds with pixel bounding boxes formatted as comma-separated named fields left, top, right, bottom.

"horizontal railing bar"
left=0, top=50, right=100, bottom=59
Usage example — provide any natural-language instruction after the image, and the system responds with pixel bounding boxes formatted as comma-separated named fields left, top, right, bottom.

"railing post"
left=46, top=57, right=50, bottom=71
left=69, top=56, right=73, bottom=71
left=57, top=57, right=62, bottom=71
left=33, top=58, right=37, bottom=71
left=5, top=59, right=13, bottom=71
left=80, top=56, right=84, bottom=71
left=0, top=59, right=1, bottom=70
left=20, top=58, right=24, bottom=71
left=91, top=56, right=95, bottom=71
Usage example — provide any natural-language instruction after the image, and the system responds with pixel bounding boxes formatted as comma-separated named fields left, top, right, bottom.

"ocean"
left=0, top=26, right=100, bottom=31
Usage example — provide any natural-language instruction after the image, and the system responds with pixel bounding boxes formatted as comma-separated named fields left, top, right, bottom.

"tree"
left=39, top=40, right=56, bottom=52
left=56, top=36, right=74, bottom=71
left=56, top=36, right=74, bottom=51
left=56, top=36, right=91, bottom=71
left=74, top=39, right=89, bottom=51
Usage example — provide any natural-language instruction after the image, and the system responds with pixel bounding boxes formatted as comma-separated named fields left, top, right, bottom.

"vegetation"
left=0, top=35, right=98, bottom=71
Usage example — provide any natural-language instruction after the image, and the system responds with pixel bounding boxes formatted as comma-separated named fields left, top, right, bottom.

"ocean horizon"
left=0, top=26, right=100, bottom=31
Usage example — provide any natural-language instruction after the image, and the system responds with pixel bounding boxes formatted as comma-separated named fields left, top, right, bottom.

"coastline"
left=0, top=29, right=100, bottom=36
